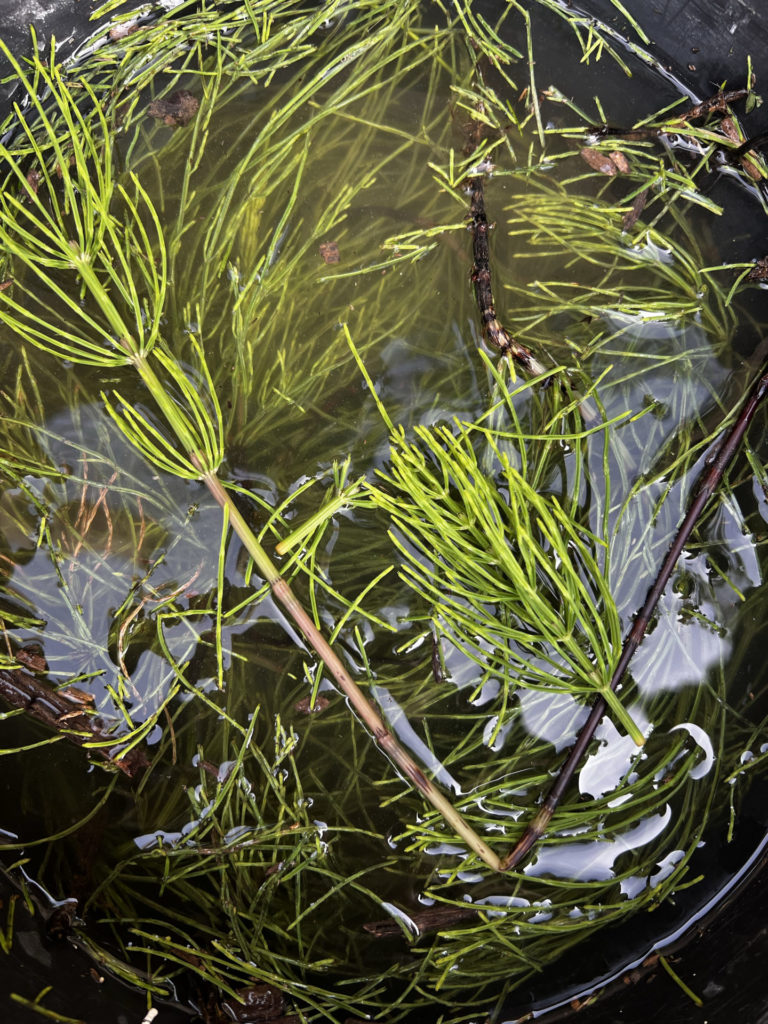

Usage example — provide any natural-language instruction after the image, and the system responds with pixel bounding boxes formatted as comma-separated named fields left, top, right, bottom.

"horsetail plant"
left=0, top=41, right=504, bottom=870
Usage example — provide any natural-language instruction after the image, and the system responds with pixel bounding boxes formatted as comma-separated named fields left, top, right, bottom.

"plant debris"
left=622, top=187, right=650, bottom=230
left=748, top=255, right=768, bottom=281
left=221, top=984, right=291, bottom=1023
left=0, top=3, right=765, bottom=1023
left=146, top=89, right=199, bottom=127
left=319, top=241, right=340, bottom=264
left=464, top=59, right=544, bottom=374
left=294, top=694, right=330, bottom=714
left=580, top=147, right=622, bottom=175
left=0, top=665, right=148, bottom=778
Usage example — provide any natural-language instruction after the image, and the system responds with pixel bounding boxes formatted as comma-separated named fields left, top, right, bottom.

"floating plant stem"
left=463, top=44, right=544, bottom=374
left=0, top=38, right=501, bottom=872
left=199, top=461, right=502, bottom=869
left=467, top=165, right=545, bottom=374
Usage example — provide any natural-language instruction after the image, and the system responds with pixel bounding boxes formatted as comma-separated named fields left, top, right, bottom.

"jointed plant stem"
left=0, top=19, right=507, bottom=874
left=463, top=45, right=544, bottom=375
left=198, top=460, right=502, bottom=870
left=132, top=353, right=212, bottom=470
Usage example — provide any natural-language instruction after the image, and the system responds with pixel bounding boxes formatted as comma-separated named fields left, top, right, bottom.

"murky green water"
left=0, top=2, right=767, bottom=1021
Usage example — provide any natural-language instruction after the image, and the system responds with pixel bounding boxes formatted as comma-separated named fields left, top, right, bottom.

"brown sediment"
left=146, top=89, right=199, bottom=127
left=319, top=240, right=340, bottom=264
left=747, top=256, right=768, bottom=281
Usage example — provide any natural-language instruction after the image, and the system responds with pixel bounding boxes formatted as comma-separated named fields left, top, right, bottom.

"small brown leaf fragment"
left=54, top=155, right=76, bottom=179
left=294, top=693, right=330, bottom=714
left=146, top=89, right=199, bottom=128
left=721, top=116, right=764, bottom=180
left=319, top=240, right=340, bottom=264
left=740, top=151, right=764, bottom=181
left=60, top=685, right=95, bottom=707
left=109, top=22, right=141, bottom=41
left=622, top=187, right=650, bottom=231
left=0, top=279, right=13, bottom=293
left=173, top=947, right=206, bottom=968
left=198, top=758, right=221, bottom=779
left=221, top=983, right=286, bottom=1023
left=16, top=643, right=47, bottom=673
left=720, top=115, right=741, bottom=143
left=25, top=169, right=41, bottom=196
left=748, top=256, right=768, bottom=281
left=609, top=149, right=630, bottom=173
left=580, top=147, right=617, bottom=175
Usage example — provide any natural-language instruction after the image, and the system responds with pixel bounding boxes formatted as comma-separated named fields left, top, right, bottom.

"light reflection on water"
left=523, top=806, right=672, bottom=884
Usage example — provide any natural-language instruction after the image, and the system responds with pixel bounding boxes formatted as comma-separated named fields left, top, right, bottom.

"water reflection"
left=524, top=807, right=672, bottom=883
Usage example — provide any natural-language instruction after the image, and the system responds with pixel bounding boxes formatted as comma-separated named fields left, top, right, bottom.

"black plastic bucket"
left=0, top=3, right=766, bottom=1023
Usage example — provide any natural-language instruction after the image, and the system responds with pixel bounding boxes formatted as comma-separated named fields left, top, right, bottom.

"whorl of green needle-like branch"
left=199, top=462, right=502, bottom=869
left=369, top=402, right=644, bottom=746
left=0, top=44, right=167, bottom=366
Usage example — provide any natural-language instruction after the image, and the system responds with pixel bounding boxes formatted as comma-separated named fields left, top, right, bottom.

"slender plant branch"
left=500, top=360, right=768, bottom=870
left=467, top=168, right=544, bottom=375
left=197, top=460, right=502, bottom=869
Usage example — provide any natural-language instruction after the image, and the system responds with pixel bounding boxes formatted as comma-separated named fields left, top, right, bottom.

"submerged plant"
left=0, top=1, right=765, bottom=1022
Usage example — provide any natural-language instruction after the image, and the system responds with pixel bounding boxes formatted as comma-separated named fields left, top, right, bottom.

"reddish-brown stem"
left=593, top=88, right=749, bottom=143
left=464, top=52, right=544, bottom=377
left=468, top=172, right=545, bottom=375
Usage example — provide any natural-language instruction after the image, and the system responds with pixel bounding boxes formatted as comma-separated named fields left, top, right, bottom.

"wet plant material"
left=0, top=2, right=767, bottom=1023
